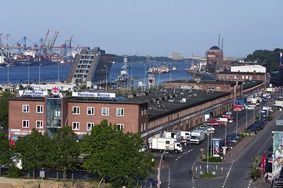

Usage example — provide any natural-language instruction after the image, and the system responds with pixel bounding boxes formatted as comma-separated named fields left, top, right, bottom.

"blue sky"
left=1, top=0, right=282, bottom=57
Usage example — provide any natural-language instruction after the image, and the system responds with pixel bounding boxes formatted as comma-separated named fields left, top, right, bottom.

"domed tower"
left=206, top=45, right=223, bottom=74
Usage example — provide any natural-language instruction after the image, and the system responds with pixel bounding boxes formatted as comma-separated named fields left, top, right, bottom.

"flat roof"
left=125, top=89, right=229, bottom=121
left=164, top=79, right=238, bottom=86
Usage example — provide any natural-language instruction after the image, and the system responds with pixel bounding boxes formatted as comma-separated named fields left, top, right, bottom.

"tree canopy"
left=0, top=91, right=15, bottom=130
left=51, top=126, right=80, bottom=178
left=81, top=120, right=154, bottom=187
left=0, top=132, right=12, bottom=167
left=245, top=48, right=283, bottom=72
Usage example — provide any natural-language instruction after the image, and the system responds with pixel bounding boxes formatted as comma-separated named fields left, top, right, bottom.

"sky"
left=1, top=0, right=282, bottom=58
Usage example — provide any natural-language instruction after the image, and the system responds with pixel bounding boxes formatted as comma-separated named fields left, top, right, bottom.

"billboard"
left=272, top=131, right=283, bottom=178
left=212, top=138, right=222, bottom=157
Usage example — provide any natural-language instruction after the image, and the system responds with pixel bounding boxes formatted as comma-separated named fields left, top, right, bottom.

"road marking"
left=221, top=160, right=235, bottom=188
left=191, top=160, right=197, bottom=188
left=168, top=168, right=171, bottom=188
left=247, top=179, right=252, bottom=188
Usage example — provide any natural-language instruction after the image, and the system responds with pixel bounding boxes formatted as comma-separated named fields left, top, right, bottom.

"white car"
left=199, top=124, right=215, bottom=133
left=245, top=105, right=256, bottom=110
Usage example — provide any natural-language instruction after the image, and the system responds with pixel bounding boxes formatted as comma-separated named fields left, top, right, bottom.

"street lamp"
left=207, top=132, right=210, bottom=174
left=57, top=63, right=60, bottom=82
left=38, top=63, right=42, bottom=87
left=245, top=108, right=248, bottom=129
left=157, top=142, right=175, bottom=188
left=7, top=64, right=10, bottom=83
left=104, top=65, right=108, bottom=91
left=27, top=63, right=30, bottom=85
left=235, top=110, right=238, bottom=137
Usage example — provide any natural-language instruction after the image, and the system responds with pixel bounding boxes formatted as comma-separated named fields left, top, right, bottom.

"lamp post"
left=245, top=109, right=248, bottom=129
left=157, top=150, right=166, bottom=188
left=157, top=142, right=175, bottom=188
left=57, top=63, right=60, bottom=82
left=207, top=132, right=210, bottom=174
left=38, top=63, right=42, bottom=87
left=7, top=64, right=10, bottom=83
left=27, top=63, right=30, bottom=85
left=104, top=65, right=108, bottom=91
left=236, top=110, right=238, bottom=137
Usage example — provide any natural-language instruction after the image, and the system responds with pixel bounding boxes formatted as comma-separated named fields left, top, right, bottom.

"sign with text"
left=72, top=92, right=116, bottom=98
left=19, top=90, right=48, bottom=97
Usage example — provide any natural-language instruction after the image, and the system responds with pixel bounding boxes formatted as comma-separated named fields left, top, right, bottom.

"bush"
left=202, top=156, right=222, bottom=162
left=7, top=166, right=21, bottom=178
left=250, top=167, right=261, bottom=181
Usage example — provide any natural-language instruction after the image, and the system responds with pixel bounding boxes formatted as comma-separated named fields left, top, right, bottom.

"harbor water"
left=0, top=61, right=195, bottom=85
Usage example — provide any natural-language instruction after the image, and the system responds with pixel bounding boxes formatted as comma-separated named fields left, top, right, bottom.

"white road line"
left=191, top=160, right=197, bottom=188
left=168, top=168, right=171, bottom=188
left=247, top=179, right=252, bottom=188
left=221, top=160, right=235, bottom=188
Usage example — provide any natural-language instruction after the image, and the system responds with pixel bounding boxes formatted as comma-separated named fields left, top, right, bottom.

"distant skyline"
left=1, top=0, right=282, bottom=57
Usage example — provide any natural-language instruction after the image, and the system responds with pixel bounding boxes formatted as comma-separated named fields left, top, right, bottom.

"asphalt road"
left=154, top=94, right=281, bottom=188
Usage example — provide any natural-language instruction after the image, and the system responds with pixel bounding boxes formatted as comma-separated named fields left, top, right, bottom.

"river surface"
left=0, top=61, right=202, bottom=84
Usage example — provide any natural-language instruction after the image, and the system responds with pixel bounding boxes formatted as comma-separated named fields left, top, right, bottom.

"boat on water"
left=147, top=63, right=170, bottom=74
left=171, top=66, right=177, bottom=71
left=116, top=56, right=129, bottom=83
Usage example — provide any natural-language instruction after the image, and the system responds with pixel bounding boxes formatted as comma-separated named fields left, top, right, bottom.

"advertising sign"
left=212, top=138, right=222, bottom=157
left=72, top=92, right=116, bottom=98
left=272, top=131, right=283, bottom=178
left=19, top=90, right=48, bottom=97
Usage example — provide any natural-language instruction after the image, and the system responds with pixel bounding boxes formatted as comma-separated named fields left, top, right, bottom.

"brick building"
left=206, top=46, right=224, bottom=73
left=8, top=82, right=264, bottom=142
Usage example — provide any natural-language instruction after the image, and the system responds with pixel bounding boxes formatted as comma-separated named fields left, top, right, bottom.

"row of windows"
left=21, top=120, right=125, bottom=131
left=22, top=105, right=43, bottom=113
left=72, top=106, right=125, bottom=116
left=72, top=122, right=124, bottom=131
left=22, top=105, right=126, bottom=117
left=22, top=120, right=43, bottom=129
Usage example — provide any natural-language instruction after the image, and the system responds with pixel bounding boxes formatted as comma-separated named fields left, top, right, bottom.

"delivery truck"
left=149, top=137, right=183, bottom=153
left=189, top=130, right=205, bottom=144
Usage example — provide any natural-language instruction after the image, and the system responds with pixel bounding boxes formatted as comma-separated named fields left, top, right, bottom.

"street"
left=154, top=94, right=282, bottom=188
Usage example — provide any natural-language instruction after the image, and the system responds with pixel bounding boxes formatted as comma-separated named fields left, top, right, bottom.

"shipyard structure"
left=67, top=47, right=114, bottom=86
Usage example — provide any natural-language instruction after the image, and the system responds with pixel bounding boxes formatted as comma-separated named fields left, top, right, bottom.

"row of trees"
left=0, top=120, right=154, bottom=188
left=245, top=48, right=283, bottom=72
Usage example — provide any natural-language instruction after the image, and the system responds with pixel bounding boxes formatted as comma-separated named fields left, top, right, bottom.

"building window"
left=22, top=120, right=29, bottom=128
left=72, top=106, right=80, bottom=115
left=116, top=108, right=125, bottom=116
left=101, top=107, right=109, bottom=116
left=72, top=122, right=80, bottom=130
left=22, top=104, right=30, bottom=113
left=87, top=122, right=94, bottom=131
left=115, top=123, right=124, bottom=131
left=36, top=105, right=43, bottom=113
left=87, top=107, right=95, bottom=115
left=36, top=120, right=43, bottom=129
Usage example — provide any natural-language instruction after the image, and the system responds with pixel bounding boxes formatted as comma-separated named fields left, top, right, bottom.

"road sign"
left=276, top=120, right=283, bottom=126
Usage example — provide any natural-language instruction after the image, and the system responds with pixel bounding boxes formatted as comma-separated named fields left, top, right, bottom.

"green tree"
left=0, top=132, right=12, bottom=175
left=81, top=120, right=154, bottom=187
left=51, top=126, right=80, bottom=179
left=245, top=48, right=283, bottom=72
left=0, top=91, right=15, bottom=130
left=15, top=129, right=52, bottom=177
